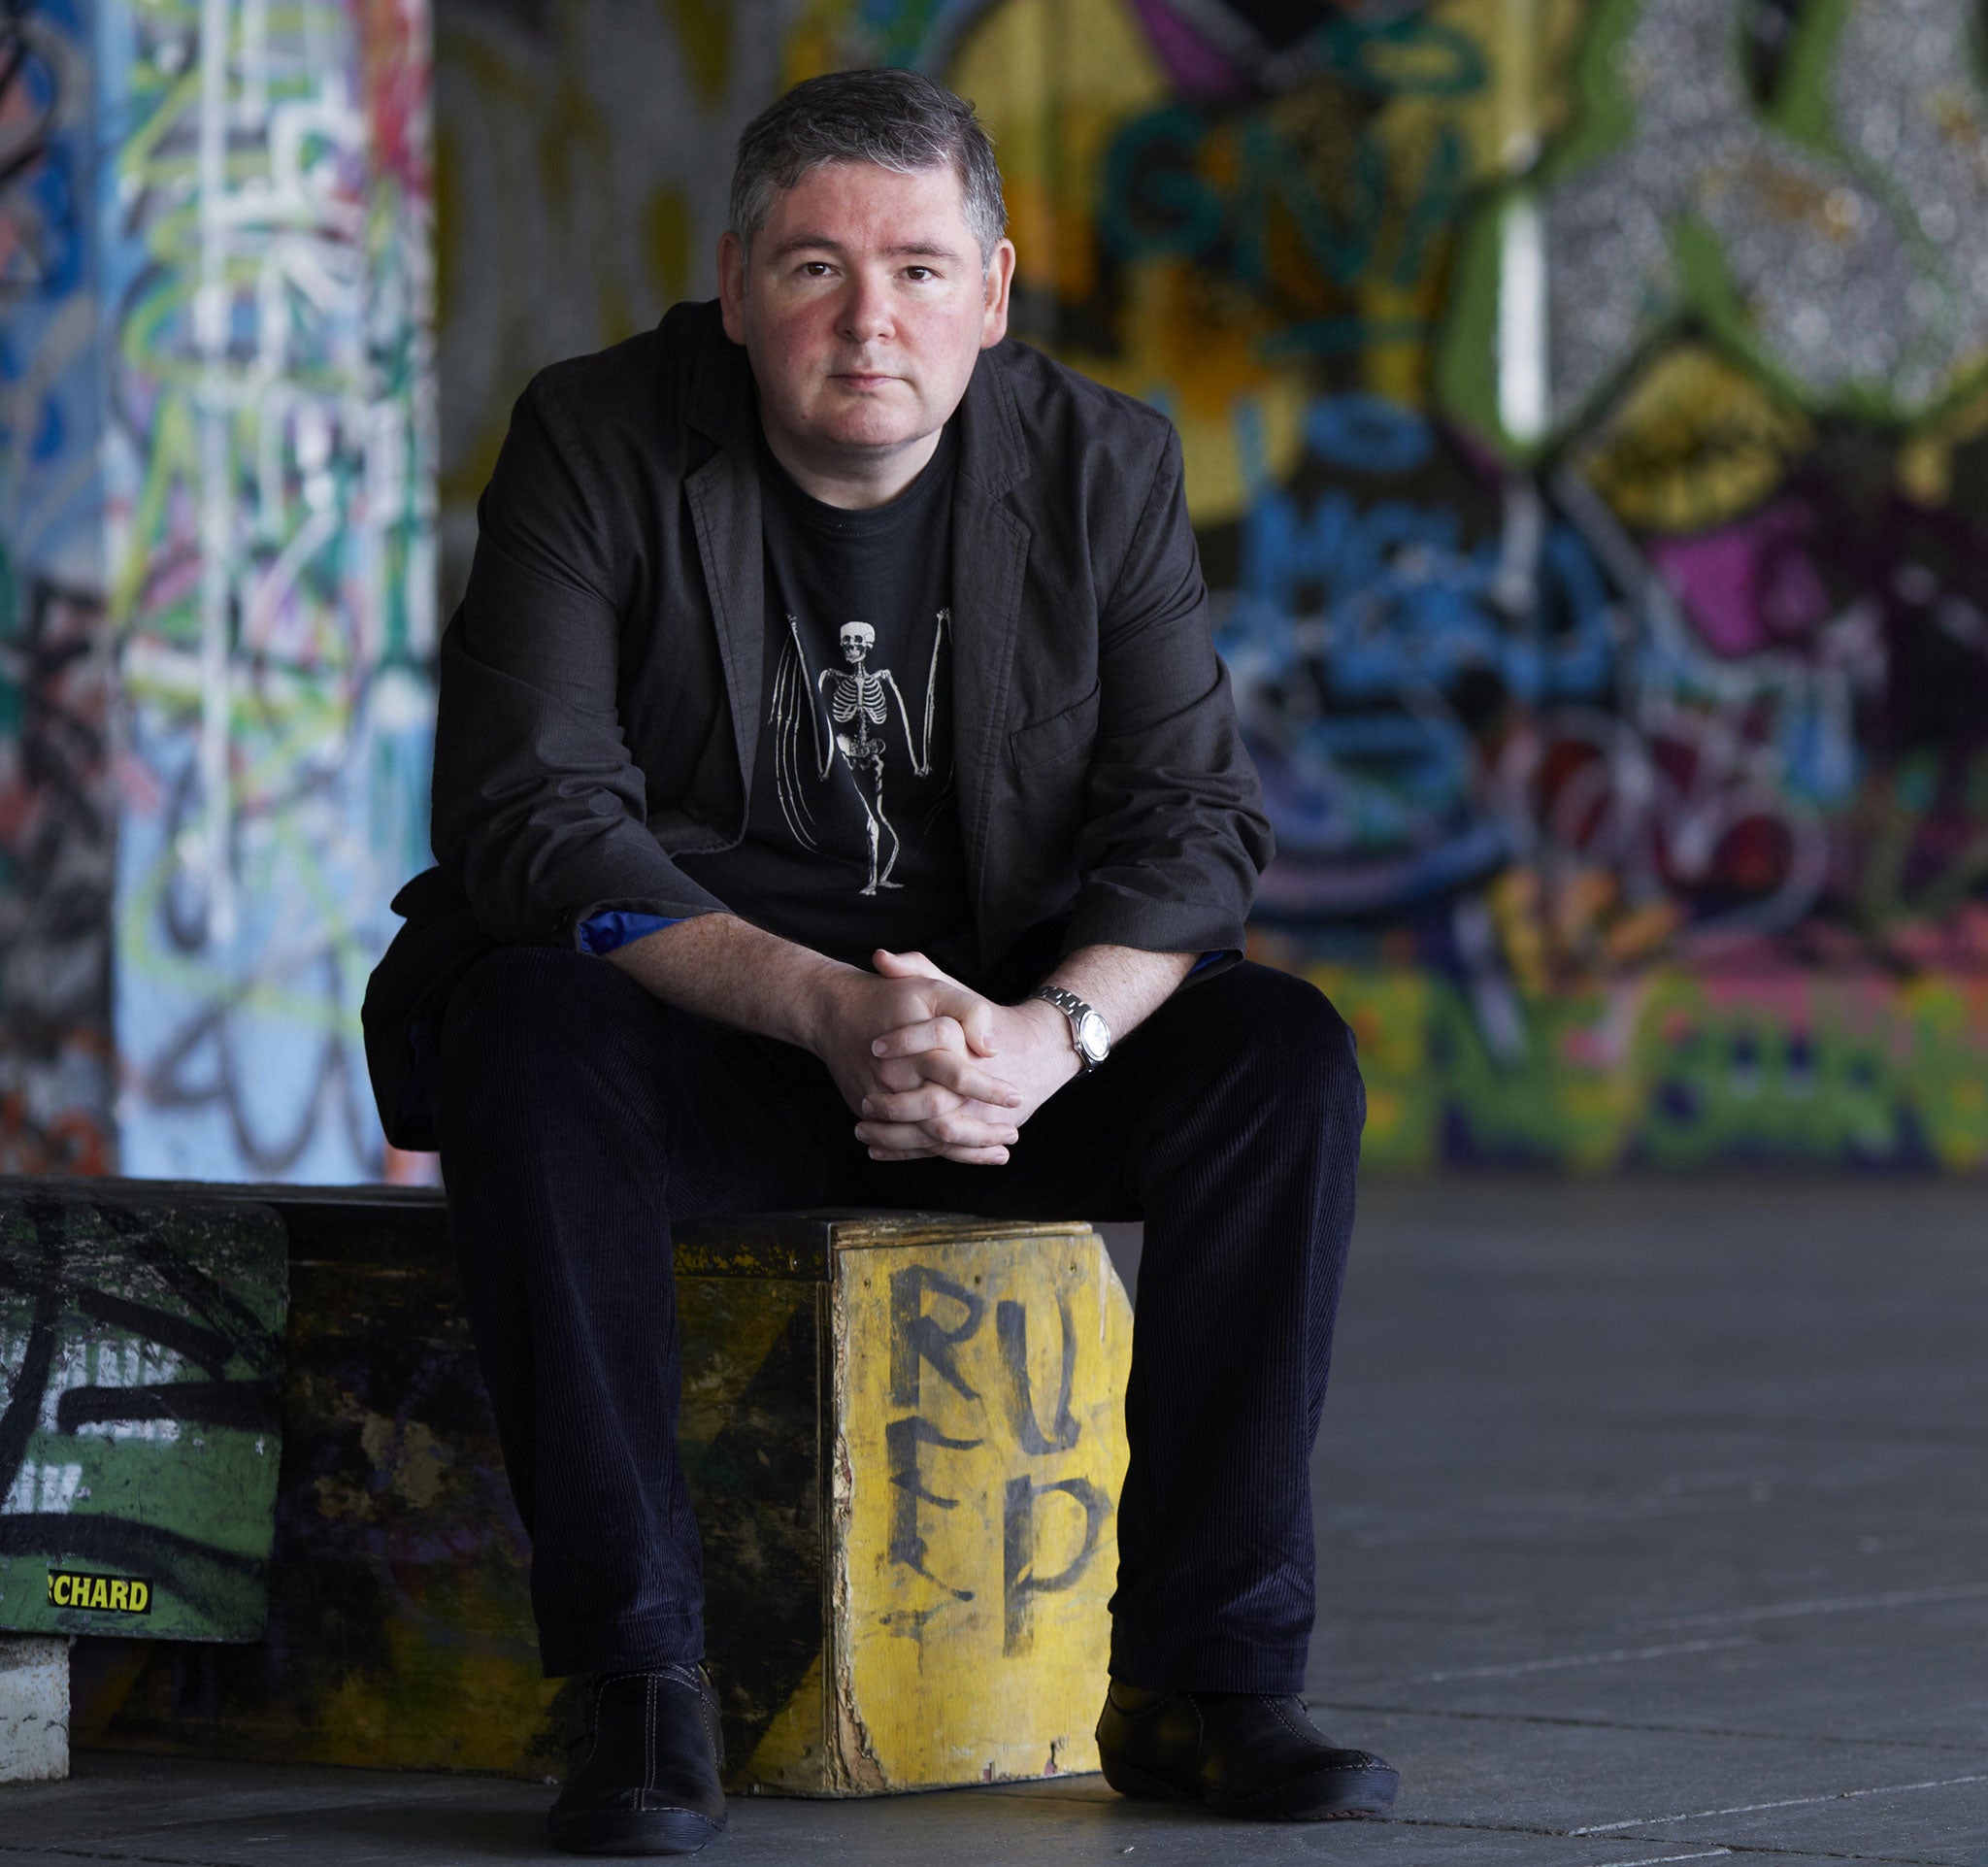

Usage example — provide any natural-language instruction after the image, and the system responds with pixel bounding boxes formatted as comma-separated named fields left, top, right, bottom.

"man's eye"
left=800, top=262, right=833, bottom=277
left=905, top=267, right=935, bottom=282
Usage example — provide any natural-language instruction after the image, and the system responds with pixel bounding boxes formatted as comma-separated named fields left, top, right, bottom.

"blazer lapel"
left=949, top=350, right=1032, bottom=952
left=684, top=325, right=765, bottom=800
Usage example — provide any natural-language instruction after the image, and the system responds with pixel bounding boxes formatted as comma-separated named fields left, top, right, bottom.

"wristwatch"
left=1032, top=985, right=1111, bottom=1072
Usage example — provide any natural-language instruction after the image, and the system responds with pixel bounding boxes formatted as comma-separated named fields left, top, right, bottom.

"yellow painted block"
left=696, top=1216, right=1133, bottom=1797
left=831, top=1232, right=1130, bottom=1789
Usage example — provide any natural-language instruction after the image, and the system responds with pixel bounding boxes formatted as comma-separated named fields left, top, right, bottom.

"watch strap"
left=1032, top=985, right=1110, bottom=1071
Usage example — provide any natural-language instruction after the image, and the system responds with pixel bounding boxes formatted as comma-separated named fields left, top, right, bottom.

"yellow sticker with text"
left=48, top=1569, right=152, bottom=1615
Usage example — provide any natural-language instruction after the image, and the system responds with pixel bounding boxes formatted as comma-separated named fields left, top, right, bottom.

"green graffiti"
left=1312, top=963, right=1988, bottom=1170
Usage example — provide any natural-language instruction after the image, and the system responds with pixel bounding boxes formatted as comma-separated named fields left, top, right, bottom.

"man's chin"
left=805, top=412, right=931, bottom=455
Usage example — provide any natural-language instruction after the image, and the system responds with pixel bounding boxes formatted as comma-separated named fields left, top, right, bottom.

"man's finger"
left=872, top=948, right=945, bottom=981
left=868, top=1050, right=1018, bottom=1108
left=922, top=1109, right=1022, bottom=1149
left=857, top=1119, right=949, bottom=1152
left=937, top=1145, right=1011, bottom=1166
left=874, top=950, right=1000, bottom=1057
left=933, top=985, right=1001, bottom=1057
left=911, top=1051, right=1023, bottom=1106
left=870, top=1142, right=1011, bottom=1167
left=871, top=1017, right=966, bottom=1060
left=856, top=1120, right=944, bottom=1158
left=856, top=1114, right=1019, bottom=1151
left=860, top=1085, right=966, bottom=1123
left=874, top=1055, right=935, bottom=1094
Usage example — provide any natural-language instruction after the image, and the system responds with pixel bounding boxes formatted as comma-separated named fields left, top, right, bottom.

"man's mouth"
left=833, top=371, right=898, bottom=389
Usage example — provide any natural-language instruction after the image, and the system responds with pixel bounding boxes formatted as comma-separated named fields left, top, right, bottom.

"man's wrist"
left=1016, top=993, right=1086, bottom=1080
left=788, top=952, right=864, bottom=1054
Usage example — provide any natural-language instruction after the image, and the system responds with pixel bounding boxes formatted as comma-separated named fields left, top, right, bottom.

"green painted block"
left=0, top=1188, right=287, bottom=1643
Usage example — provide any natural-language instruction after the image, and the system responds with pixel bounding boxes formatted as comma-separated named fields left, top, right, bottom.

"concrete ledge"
left=59, top=1182, right=1132, bottom=1794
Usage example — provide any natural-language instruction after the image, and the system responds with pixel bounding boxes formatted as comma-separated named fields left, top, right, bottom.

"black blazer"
left=363, top=300, right=1272, bottom=1148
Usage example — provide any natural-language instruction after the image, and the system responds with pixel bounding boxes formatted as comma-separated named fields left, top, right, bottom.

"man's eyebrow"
left=769, top=234, right=964, bottom=261
left=769, top=231, right=842, bottom=258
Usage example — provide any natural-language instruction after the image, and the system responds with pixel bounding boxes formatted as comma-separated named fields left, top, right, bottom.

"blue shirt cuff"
left=578, top=911, right=684, bottom=956
left=1189, top=950, right=1224, bottom=976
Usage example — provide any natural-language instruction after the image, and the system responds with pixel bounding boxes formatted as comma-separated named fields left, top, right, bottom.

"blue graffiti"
left=1229, top=488, right=1614, bottom=706
left=1305, top=394, right=1434, bottom=474
left=1218, top=394, right=1622, bottom=917
left=1261, top=714, right=1474, bottom=858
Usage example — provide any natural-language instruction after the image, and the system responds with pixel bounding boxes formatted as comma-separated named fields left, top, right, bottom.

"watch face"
left=1077, top=1010, right=1110, bottom=1059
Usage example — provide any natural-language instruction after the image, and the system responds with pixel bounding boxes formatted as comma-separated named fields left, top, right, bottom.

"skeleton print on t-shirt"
left=674, top=420, right=973, bottom=975
left=769, top=609, right=950, bottom=895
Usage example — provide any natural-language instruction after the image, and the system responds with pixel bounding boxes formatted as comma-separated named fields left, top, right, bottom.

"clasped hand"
left=813, top=950, right=1080, bottom=1165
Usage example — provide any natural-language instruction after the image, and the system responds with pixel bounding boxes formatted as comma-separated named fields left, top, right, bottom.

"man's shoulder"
left=983, top=337, right=1175, bottom=462
left=975, top=339, right=1177, bottom=539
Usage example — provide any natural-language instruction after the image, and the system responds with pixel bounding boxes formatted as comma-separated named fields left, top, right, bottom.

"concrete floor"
left=13, top=1176, right=1988, bottom=1865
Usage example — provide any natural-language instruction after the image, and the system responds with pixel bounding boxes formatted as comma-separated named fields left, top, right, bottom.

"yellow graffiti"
left=664, top=0, right=732, bottom=107
left=834, top=1234, right=1131, bottom=1788
left=1570, top=344, right=1813, bottom=535
left=726, top=1229, right=1134, bottom=1794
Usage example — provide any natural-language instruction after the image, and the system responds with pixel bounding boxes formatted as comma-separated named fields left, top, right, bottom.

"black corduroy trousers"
left=431, top=948, right=1364, bottom=1694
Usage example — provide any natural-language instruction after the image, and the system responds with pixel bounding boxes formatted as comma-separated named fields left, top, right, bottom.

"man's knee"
left=440, top=945, right=644, bottom=1095
left=1216, top=966, right=1364, bottom=1126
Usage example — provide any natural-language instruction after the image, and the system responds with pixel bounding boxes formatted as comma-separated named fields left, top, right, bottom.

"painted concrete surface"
left=4, top=1177, right=1985, bottom=1864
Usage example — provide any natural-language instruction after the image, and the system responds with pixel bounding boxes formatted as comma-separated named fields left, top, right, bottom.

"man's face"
left=718, top=160, right=1014, bottom=478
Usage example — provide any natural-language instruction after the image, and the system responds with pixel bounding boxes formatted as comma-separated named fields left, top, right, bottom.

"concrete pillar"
left=0, top=1637, right=68, bottom=1783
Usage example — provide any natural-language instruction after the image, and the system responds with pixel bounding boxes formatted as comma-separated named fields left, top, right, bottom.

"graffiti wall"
left=422, top=0, right=1988, bottom=1170
left=0, top=0, right=116, bottom=1175
left=0, top=0, right=437, bottom=1181
left=147, top=0, right=1916, bottom=1169
left=101, top=0, right=436, bottom=1181
left=928, top=0, right=1988, bottom=1168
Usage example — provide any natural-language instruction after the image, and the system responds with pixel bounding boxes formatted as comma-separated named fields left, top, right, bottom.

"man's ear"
left=718, top=231, right=747, bottom=345
left=979, top=238, right=1016, bottom=350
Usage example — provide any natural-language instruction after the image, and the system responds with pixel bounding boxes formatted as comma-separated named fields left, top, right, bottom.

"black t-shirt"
left=678, top=427, right=974, bottom=975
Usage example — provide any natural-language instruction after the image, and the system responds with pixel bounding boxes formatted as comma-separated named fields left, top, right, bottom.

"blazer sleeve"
left=430, top=375, right=730, bottom=946
left=1063, top=424, right=1275, bottom=959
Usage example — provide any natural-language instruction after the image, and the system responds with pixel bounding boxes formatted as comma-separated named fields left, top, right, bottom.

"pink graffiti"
left=1124, top=0, right=1251, bottom=100
left=1647, top=501, right=1833, bottom=658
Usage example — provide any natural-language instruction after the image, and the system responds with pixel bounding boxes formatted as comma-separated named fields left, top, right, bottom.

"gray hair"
left=728, top=69, right=1008, bottom=267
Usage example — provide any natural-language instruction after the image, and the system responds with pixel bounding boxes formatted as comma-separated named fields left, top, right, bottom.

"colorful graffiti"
left=902, top=0, right=1988, bottom=1167
left=0, top=566, right=115, bottom=1175
left=417, top=0, right=1988, bottom=1168
left=0, top=0, right=435, bottom=1184
left=102, top=0, right=437, bottom=1179
left=0, top=1186, right=287, bottom=1643
left=0, top=0, right=116, bottom=1175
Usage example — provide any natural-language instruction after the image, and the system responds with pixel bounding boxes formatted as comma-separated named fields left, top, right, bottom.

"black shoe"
left=547, top=1665, right=728, bottom=1855
left=1095, top=1683, right=1398, bottom=1820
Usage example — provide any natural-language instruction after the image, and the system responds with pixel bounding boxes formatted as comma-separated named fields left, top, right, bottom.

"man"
left=365, top=67, right=1395, bottom=1857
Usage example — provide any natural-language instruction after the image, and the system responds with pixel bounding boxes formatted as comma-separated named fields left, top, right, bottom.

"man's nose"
left=836, top=270, right=894, bottom=346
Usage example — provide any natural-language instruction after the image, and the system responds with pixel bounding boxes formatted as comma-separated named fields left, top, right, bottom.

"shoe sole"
left=1102, top=1752, right=1399, bottom=1822
left=546, top=1807, right=725, bottom=1856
